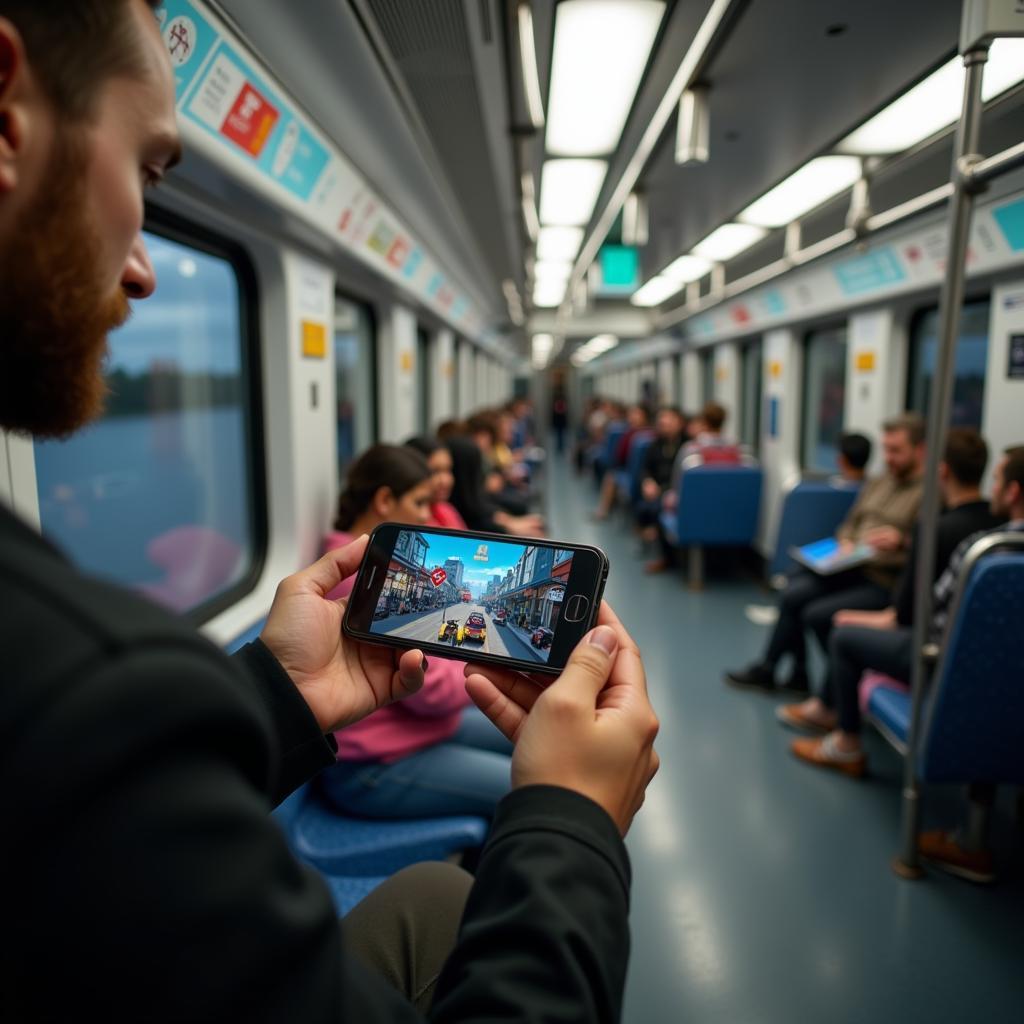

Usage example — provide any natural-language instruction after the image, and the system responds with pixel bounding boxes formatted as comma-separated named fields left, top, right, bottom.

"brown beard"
left=0, top=133, right=130, bottom=438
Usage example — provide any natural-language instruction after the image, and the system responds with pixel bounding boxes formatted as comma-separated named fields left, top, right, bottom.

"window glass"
left=335, top=295, right=376, bottom=475
left=701, top=350, right=715, bottom=404
left=740, top=338, right=763, bottom=453
left=34, top=229, right=260, bottom=617
left=802, top=325, right=848, bottom=473
left=417, top=326, right=431, bottom=433
left=908, top=299, right=990, bottom=428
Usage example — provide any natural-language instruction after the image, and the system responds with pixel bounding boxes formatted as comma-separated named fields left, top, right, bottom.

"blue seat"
left=275, top=782, right=488, bottom=876
left=325, top=874, right=388, bottom=916
left=660, top=462, right=763, bottom=588
left=625, top=432, right=655, bottom=507
left=769, top=479, right=860, bottom=579
left=865, top=686, right=912, bottom=754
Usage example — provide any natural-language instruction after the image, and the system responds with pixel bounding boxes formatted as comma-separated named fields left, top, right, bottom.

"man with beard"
left=0, top=2, right=659, bottom=1020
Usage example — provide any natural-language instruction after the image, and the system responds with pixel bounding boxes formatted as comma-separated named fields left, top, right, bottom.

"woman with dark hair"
left=447, top=436, right=544, bottom=537
left=404, top=435, right=467, bottom=530
left=321, top=444, right=513, bottom=819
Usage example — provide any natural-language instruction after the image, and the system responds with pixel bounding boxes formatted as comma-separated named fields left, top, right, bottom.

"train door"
left=335, top=295, right=377, bottom=474
left=801, top=324, right=848, bottom=474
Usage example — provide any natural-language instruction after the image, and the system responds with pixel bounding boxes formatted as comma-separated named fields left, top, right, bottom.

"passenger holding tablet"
left=726, top=416, right=925, bottom=694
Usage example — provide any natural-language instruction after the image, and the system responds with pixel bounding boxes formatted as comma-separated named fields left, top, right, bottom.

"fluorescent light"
left=539, top=159, right=607, bottom=226
left=521, top=172, right=540, bottom=242
left=692, top=222, right=768, bottom=262
left=840, top=39, right=1024, bottom=155
left=517, top=3, right=545, bottom=130
left=631, top=275, right=681, bottom=307
left=534, top=260, right=573, bottom=283
left=662, top=253, right=711, bottom=283
left=533, top=279, right=568, bottom=307
left=586, top=333, right=619, bottom=354
left=738, top=157, right=862, bottom=228
left=546, top=0, right=664, bottom=156
left=537, top=226, right=585, bottom=262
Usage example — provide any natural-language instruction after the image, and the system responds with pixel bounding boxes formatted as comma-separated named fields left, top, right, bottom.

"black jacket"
left=1, top=505, right=630, bottom=1021
left=892, top=499, right=1004, bottom=626
left=642, top=436, right=683, bottom=492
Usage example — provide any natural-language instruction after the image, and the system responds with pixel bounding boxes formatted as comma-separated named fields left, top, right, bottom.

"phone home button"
left=564, top=594, right=589, bottom=622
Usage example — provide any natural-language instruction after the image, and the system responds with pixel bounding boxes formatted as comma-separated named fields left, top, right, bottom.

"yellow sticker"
left=716, top=366, right=728, bottom=381
left=855, top=350, right=876, bottom=372
left=301, top=320, right=326, bottom=359
left=769, top=360, right=782, bottom=378
left=400, top=351, right=414, bottom=373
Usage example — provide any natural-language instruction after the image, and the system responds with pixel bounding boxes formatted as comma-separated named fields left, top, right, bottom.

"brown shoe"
left=918, top=830, right=995, bottom=884
left=775, top=703, right=832, bottom=734
left=644, top=559, right=669, bottom=574
left=790, top=735, right=866, bottom=778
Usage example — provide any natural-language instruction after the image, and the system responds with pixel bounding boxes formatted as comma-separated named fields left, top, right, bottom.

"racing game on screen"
left=369, top=530, right=575, bottom=664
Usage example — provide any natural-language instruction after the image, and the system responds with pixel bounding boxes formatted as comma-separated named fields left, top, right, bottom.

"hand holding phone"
left=464, top=602, right=660, bottom=837
left=342, top=525, right=609, bottom=674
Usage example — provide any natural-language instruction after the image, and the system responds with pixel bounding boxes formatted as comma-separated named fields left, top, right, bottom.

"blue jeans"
left=322, top=707, right=514, bottom=819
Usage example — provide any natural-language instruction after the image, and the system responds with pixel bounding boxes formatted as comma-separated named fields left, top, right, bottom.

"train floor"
left=543, top=458, right=1024, bottom=1024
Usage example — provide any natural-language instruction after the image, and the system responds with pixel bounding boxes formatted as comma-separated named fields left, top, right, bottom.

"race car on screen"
left=458, top=613, right=487, bottom=645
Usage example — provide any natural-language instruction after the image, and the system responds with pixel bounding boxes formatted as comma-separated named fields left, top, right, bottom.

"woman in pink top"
left=404, top=435, right=467, bottom=529
left=320, top=444, right=512, bottom=819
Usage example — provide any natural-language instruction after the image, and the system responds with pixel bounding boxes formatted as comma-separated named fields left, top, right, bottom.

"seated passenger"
left=725, top=414, right=926, bottom=693
left=777, top=427, right=1004, bottom=737
left=679, top=400, right=738, bottom=463
left=405, top=435, right=467, bottom=529
left=467, top=410, right=530, bottom=516
left=783, top=443, right=1024, bottom=880
left=321, top=445, right=513, bottom=819
left=593, top=403, right=651, bottom=520
left=834, top=431, right=872, bottom=485
left=634, top=406, right=687, bottom=539
left=447, top=436, right=544, bottom=536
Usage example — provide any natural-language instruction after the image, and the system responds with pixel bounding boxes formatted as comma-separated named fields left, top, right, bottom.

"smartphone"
left=342, top=523, right=609, bottom=674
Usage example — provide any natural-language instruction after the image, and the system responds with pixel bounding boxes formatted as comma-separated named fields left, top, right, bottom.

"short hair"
left=882, top=413, right=926, bottom=447
left=656, top=405, right=684, bottom=420
left=942, top=427, right=988, bottom=487
left=2, top=1, right=161, bottom=120
left=435, top=419, right=465, bottom=441
left=1002, top=445, right=1024, bottom=495
left=702, top=401, right=727, bottom=431
left=466, top=412, right=497, bottom=442
left=839, top=432, right=872, bottom=470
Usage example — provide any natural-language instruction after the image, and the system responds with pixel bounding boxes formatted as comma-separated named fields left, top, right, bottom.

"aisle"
left=543, top=459, right=1023, bottom=1024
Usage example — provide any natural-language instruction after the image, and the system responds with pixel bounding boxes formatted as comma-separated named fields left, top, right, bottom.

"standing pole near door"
left=894, top=27, right=990, bottom=877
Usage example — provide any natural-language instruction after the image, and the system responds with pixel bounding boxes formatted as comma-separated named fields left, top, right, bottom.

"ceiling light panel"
left=546, top=0, right=665, bottom=157
left=738, top=157, right=862, bottom=228
left=631, top=275, right=681, bottom=307
left=840, top=39, right=1024, bottom=155
left=692, top=223, right=768, bottom=262
left=539, top=159, right=608, bottom=226
left=533, top=280, right=568, bottom=307
left=663, top=254, right=712, bottom=283
left=537, top=226, right=585, bottom=262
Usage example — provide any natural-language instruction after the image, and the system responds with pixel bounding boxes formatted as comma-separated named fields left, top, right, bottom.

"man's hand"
left=641, top=479, right=660, bottom=502
left=863, top=526, right=903, bottom=552
left=260, top=535, right=426, bottom=734
left=464, top=602, right=660, bottom=836
left=833, top=606, right=897, bottom=630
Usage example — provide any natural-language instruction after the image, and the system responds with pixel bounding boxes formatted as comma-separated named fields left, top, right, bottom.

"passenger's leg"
left=801, top=579, right=891, bottom=666
left=343, top=861, right=473, bottom=1013
left=593, top=471, right=618, bottom=519
left=450, top=704, right=514, bottom=756
left=323, top=742, right=513, bottom=819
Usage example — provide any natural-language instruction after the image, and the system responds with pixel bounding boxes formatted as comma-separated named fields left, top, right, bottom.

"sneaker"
left=790, top=734, right=866, bottom=777
left=724, top=663, right=775, bottom=692
left=918, top=830, right=995, bottom=884
left=779, top=667, right=810, bottom=694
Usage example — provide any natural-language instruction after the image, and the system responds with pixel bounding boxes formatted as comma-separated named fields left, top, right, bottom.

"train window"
left=34, top=226, right=264, bottom=621
left=740, top=338, right=763, bottom=453
left=801, top=325, right=848, bottom=473
left=335, top=295, right=376, bottom=475
left=417, top=326, right=431, bottom=433
left=701, top=349, right=715, bottom=403
left=908, top=299, right=990, bottom=429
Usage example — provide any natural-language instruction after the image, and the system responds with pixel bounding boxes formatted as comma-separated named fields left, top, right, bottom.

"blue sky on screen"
left=409, top=532, right=530, bottom=594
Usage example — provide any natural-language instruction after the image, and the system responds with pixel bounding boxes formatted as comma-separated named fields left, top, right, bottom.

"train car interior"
left=2, top=0, right=1023, bottom=1020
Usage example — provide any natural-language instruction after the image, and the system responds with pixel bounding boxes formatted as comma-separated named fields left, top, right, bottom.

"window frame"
left=799, top=320, right=849, bottom=476
left=138, top=204, right=268, bottom=627
left=739, top=336, right=763, bottom=455
left=334, top=289, right=379, bottom=474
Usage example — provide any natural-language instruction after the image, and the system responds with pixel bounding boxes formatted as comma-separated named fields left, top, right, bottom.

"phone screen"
left=343, top=524, right=609, bottom=673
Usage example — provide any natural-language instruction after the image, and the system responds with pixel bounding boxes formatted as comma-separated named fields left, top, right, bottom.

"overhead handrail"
left=895, top=0, right=1024, bottom=880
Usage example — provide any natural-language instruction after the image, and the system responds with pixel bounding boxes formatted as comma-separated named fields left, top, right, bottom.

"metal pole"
left=893, top=45, right=989, bottom=878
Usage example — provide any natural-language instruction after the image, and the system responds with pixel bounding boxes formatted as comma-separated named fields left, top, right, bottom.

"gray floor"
left=544, top=461, right=1024, bottom=1024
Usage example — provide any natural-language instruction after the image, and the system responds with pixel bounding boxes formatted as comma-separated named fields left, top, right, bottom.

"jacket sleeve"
left=431, top=786, right=632, bottom=1024
left=8, top=641, right=420, bottom=1023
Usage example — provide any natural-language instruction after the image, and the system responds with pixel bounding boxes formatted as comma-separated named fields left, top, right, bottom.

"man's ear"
left=0, top=19, right=29, bottom=194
